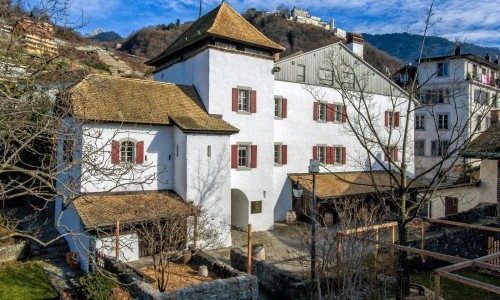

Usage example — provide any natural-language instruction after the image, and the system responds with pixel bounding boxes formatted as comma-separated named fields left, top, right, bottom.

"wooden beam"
left=340, top=221, right=398, bottom=235
left=436, top=270, right=500, bottom=294
left=422, top=217, right=500, bottom=233
left=434, top=273, right=440, bottom=300
left=115, top=220, right=120, bottom=260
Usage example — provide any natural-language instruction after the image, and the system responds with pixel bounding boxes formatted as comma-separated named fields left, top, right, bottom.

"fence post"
left=247, top=224, right=252, bottom=274
left=434, top=273, right=440, bottom=300
left=115, top=220, right=120, bottom=260
left=391, top=224, right=396, bottom=255
left=374, top=228, right=380, bottom=263
left=421, top=220, right=426, bottom=263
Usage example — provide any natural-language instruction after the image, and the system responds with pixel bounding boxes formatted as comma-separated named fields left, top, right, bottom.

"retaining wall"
left=0, top=241, right=29, bottom=263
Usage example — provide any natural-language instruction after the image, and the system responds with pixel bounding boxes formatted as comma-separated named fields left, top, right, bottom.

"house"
left=414, top=48, right=499, bottom=182
left=56, top=2, right=413, bottom=271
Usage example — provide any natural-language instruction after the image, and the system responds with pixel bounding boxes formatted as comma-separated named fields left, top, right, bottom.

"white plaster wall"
left=208, top=49, right=277, bottom=231
left=418, top=59, right=466, bottom=86
left=80, top=123, right=174, bottom=193
left=273, top=80, right=414, bottom=220
left=95, top=232, right=139, bottom=262
left=154, top=50, right=210, bottom=110
left=173, top=127, right=187, bottom=199
left=185, top=134, right=232, bottom=247
left=427, top=185, right=486, bottom=218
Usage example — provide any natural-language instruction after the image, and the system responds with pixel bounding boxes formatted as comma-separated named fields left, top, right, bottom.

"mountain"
left=89, top=31, right=122, bottom=42
left=363, top=33, right=500, bottom=65
left=86, top=28, right=105, bottom=38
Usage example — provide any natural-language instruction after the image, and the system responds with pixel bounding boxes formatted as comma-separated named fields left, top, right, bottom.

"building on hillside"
left=414, top=48, right=499, bottom=182
left=56, top=2, right=414, bottom=271
left=288, top=6, right=346, bottom=39
left=11, top=18, right=58, bottom=55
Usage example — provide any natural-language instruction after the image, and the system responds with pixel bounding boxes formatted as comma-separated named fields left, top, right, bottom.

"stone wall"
left=100, top=251, right=258, bottom=300
left=0, top=241, right=29, bottom=263
left=230, top=248, right=316, bottom=300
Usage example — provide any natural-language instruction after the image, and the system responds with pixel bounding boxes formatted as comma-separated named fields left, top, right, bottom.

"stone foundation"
left=0, top=241, right=29, bottom=263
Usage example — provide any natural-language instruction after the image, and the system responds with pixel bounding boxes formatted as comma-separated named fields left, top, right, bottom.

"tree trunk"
left=396, top=220, right=410, bottom=300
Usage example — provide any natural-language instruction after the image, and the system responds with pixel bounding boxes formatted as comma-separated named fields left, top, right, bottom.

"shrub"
left=79, top=271, right=116, bottom=300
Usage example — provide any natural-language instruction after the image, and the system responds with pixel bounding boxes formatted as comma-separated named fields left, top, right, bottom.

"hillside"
left=119, top=9, right=403, bottom=75
left=90, top=31, right=122, bottom=42
left=363, top=33, right=500, bottom=64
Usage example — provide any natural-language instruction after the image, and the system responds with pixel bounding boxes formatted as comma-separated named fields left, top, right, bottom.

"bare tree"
left=305, top=1, right=499, bottom=297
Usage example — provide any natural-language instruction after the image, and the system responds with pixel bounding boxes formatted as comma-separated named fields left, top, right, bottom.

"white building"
left=56, top=2, right=413, bottom=271
left=414, top=50, right=500, bottom=181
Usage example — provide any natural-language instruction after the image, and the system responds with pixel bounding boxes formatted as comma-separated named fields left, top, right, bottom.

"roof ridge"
left=82, top=74, right=194, bottom=88
left=211, top=2, right=284, bottom=50
left=207, top=2, right=225, bottom=33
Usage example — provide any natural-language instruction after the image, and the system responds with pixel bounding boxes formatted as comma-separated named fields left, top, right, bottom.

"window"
left=297, top=65, right=305, bottom=82
left=120, top=141, right=135, bottom=163
left=232, top=87, right=256, bottom=113
left=335, top=105, right=343, bottom=122
left=319, top=68, right=333, bottom=85
left=385, top=146, right=399, bottom=161
left=415, top=140, right=425, bottom=156
left=431, top=140, right=449, bottom=156
left=231, top=144, right=257, bottom=169
left=274, top=97, right=287, bottom=118
left=419, top=89, right=449, bottom=104
left=207, top=145, right=211, bottom=157
left=437, top=62, right=448, bottom=77
left=474, top=90, right=489, bottom=105
left=385, top=111, right=400, bottom=128
left=444, top=197, right=458, bottom=216
left=314, top=145, right=327, bottom=164
left=238, top=145, right=249, bottom=167
left=274, top=144, right=287, bottom=165
left=314, top=102, right=327, bottom=121
left=251, top=201, right=262, bottom=214
left=63, top=138, right=74, bottom=162
left=238, top=89, right=250, bottom=112
left=438, top=114, right=449, bottom=130
left=341, top=71, right=355, bottom=89
left=415, top=115, right=425, bottom=130
left=333, top=147, right=343, bottom=164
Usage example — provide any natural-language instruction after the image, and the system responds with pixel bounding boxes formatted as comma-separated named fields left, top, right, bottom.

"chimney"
left=455, top=46, right=461, bottom=56
left=485, top=53, right=491, bottom=62
left=346, top=32, right=364, bottom=59
left=494, top=55, right=499, bottom=65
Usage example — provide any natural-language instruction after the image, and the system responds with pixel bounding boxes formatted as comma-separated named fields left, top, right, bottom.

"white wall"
left=480, top=159, right=498, bottom=204
left=173, top=127, right=187, bottom=199
left=95, top=232, right=139, bottom=262
left=80, top=123, right=174, bottom=193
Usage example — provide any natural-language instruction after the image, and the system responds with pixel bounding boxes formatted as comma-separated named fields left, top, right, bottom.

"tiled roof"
left=462, top=123, right=500, bottom=158
left=148, top=2, right=284, bottom=65
left=66, top=74, right=238, bottom=133
left=289, top=171, right=426, bottom=199
left=73, top=192, right=198, bottom=229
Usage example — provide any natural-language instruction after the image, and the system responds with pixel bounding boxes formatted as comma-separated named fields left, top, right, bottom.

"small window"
left=63, top=138, right=74, bottom=163
left=251, top=201, right=262, bottom=214
left=431, top=140, right=449, bottom=157
left=207, top=145, right=211, bottom=157
left=437, top=62, right=448, bottom=77
left=274, top=144, right=282, bottom=165
left=415, top=115, right=425, bottom=130
left=319, top=68, right=333, bottom=85
left=317, top=146, right=326, bottom=164
left=341, top=71, right=355, bottom=89
left=120, top=141, right=135, bottom=163
left=238, top=145, right=250, bottom=168
left=415, top=140, right=425, bottom=156
left=317, top=102, right=327, bottom=121
left=333, top=147, right=342, bottom=164
left=386, top=146, right=398, bottom=161
left=335, top=105, right=343, bottom=122
left=438, top=114, right=449, bottom=130
left=274, top=97, right=282, bottom=118
left=297, top=64, right=305, bottom=82
left=238, top=89, right=250, bottom=112
left=474, top=90, right=489, bottom=105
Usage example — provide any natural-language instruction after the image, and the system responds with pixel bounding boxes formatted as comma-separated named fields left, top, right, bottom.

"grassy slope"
left=0, top=262, right=58, bottom=300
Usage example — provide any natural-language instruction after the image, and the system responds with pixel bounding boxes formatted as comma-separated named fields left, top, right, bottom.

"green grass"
left=411, top=268, right=500, bottom=300
left=0, top=262, right=58, bottom=300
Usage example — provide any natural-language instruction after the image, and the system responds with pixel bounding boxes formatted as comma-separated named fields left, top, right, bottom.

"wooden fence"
left=488, top=237, right=500, bottom=266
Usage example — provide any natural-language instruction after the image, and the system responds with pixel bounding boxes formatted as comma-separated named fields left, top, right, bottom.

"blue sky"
left=57, top=0, right=499, bottom=48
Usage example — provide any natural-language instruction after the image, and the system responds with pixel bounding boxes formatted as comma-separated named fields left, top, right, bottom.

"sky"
left=49, top=0, right=499, bottom=48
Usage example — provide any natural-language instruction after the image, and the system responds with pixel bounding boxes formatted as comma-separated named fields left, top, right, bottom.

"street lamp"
left=292, top=181, right=303, bottom=198
left=309, top=159, right=319, bottom=280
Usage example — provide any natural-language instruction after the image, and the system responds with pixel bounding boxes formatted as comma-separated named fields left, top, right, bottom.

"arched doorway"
left=231, top=189, right=249, bottom=229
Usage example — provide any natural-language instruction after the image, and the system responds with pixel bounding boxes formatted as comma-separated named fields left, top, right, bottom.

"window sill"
left=236, top=167, right=252, bottom=171
left=274, top=117, right=283, bottom=120
left=316, top=120, right=327, bottom=123
left=236, top=111, right=252, bottom=115
left=274, top=163, right=283, bottom=167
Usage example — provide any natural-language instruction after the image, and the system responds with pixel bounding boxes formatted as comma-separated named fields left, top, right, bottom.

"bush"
left=79, top=271, right=116, bottom=300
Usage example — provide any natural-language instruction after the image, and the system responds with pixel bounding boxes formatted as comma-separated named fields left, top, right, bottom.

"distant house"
left=11, top=18, right=58, bottom=55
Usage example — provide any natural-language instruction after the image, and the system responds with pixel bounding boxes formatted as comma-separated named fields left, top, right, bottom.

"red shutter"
left=231, top=145, right=238, bottom=168
left=232, top=88, right=238, bottom=112
left=394, top=112, right=400, bottom=127
left=327, top=104, right=334, bottom=122
left=385, top=111, right=389, bottom=127
left=326, top=146, right=332, bottom=164
left=111, top=140, right=119, bottom=164
left=342, top=147, right=346, bottom=165
left=282, top=98, right=287, bottom=118
left=313, top=146, right=318, bottom=160
left=250, top=90, right=257, bottom=113
left=342, top=106, right=347, bottom=123
left=282, top=145, right=287, bottom=165
left=250, top=145, right=257, bottom=168
left=394, top=146, right=399, bottom=161
left=313, top=102, right=318, bottom=120
left=136, top=141, right=144, bottom=164
left=384, top=147, right=389, bottom=161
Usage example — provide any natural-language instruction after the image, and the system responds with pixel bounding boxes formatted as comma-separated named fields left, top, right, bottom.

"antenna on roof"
left=199, top=0, right=202, bottom=18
